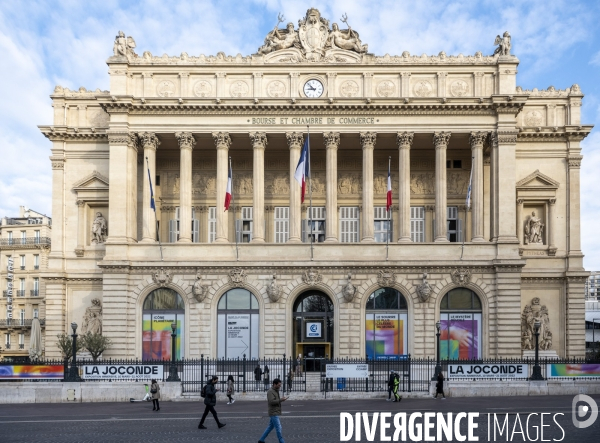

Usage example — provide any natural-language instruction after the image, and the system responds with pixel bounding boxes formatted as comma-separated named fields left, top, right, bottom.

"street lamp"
left=69, top=322, right=82, bottom=382
left=530, top=320, right=544, bottom=380
left=432, top=321, right=442, bottom=380
left=167, top=322, right=180, bottom=381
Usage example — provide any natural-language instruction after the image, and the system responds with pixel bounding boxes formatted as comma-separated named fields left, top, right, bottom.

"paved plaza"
left=1, top=395, right=599, bottom=442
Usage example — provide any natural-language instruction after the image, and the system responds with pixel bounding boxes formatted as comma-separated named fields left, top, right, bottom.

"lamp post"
left=69, top=322, right=82, bottom=382
left=167, top=322, right=180, bottom=381
left=530, top=320, right=544, bottom=380
left=432, top=321, right=442, bottom=381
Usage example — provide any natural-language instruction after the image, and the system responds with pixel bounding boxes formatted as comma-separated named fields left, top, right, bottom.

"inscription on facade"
left=251, top=116, right=375, bottom=125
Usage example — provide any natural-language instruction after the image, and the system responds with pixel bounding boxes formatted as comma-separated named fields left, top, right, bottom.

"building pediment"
left=516, top=170, right=559, bottom=190
left=72, top=171, right=109, bottom=192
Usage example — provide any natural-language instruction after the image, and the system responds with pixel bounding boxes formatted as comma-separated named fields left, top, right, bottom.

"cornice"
left=39, top=126, right=108, bottom=141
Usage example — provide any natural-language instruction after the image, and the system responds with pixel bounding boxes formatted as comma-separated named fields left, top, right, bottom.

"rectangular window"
left=208, top=207, right=217, bottom=243
left=5, top=333, right=10, bottom=348
left=33, top=277, right=39, bottom=296
left=21, top=231, right=26, bottom=245
left=20, top=309, right=25, bottom=325
left=19, top=278, right=25, bottom=295
left=169, top=207, right=198, bottom=242
left=410, top=207, right=425, bottom=243
left=34, top=255, right=39, bottom=270
left=340, top=207, right=360, bottom=243
left=19, top=333, right=25, bottom=349
left=302, top=207, right=326, bottom=243
left=373, top=207, right=391, bottom=243
left=236, top=207, right=253, bottom=243
left=447, top=206, right=462, bottom=243
left=274, top=207, right=289, bottom=243
left=20, top=255, right=25, bottom=270
left=34, top=230, right=40, bottom=244
left=7, top=232, right=13, bottom=245
left=33, top=307, right=39, bottom=319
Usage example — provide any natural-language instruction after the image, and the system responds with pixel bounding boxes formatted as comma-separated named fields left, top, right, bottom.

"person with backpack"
left=434, top=372, right=446, bottom=399
left=386, top=370, right=395, bottom=401
left=150, top=379, right=160, bottom=411
left=254, top=364, right=263, bottom=389
left=263, top=364, right=270, bottom=391
left=226, top=374, right=235, bottom=404
left=198, top=376, right=226, bottom=429
left=258, top=378, right=288, bottom=443
left=392, top=371, right=401, bottom=402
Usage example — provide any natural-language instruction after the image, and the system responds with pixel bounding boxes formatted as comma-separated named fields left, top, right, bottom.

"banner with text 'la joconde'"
left=82, top=364, right=164, bottom=380
left=448, top=363, right=528, bottom=379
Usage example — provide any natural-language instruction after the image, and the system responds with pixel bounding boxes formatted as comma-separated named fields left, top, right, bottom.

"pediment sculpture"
left=521, top=297, right=552, bottom=351
left=258, top=9, right=368, bottom=62
left=112, top=31, right=136, bottom=58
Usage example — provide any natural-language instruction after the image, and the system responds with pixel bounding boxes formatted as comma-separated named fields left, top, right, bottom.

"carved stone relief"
left=228, top=268, right=247, bottom=287
left=338, top=173, right=362, bottom=195
left=415, top=272, right=433, bottom=303
left=302, top=268, right=322, bottom=286
left=524, top=110, right=544, bottom=127
left=377, top=269, right=396, bottom=287
left=266, top=274, right=283, bottom=302
left=193, top=172, right=216, bottom=196
left=233, top=173, right=253, bottom=195
left=193, top=80, right=212, bottom=97
left=88, top=109, right=110, bottom=127
left=267, top=80, right=286, bottom=97
left=265, top=172, right=290, bottom=195
left=310, top=171, right=326, bottom=196
left=374, top=174, right=398, bottom=194
left=342, top=274, right=357, bottom=303
left=521, top=297, right=552, bottom=351
left=152, top=268, right=172, bottom=287
left=376, top=80, right=396, bottom=97
left=451, top=268, right=471, bottom=285
left=410, top=173, right=435, bottom=194
left=230, top=80, right=249, bottom=97
left=447, top=171, right=469, bottom=195
left=339, top=80, right=360, bottom=97
left=450, top=80, right=469, bottom=97
left=156, top=80, right=176, bottom=97
left=413, top=80, right=433, bottom=97
left=192, top=272, right=209, bottom=303
left=81, top=298, right=103, bottom=335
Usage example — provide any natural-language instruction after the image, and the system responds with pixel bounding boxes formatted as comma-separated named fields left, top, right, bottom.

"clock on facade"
left=303, top=79, right=324, bottom=98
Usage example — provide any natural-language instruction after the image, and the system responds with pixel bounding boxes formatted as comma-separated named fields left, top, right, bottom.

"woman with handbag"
left=226, top=375, right=235, bottom=404
left=150, top=379, right=161, bottom=410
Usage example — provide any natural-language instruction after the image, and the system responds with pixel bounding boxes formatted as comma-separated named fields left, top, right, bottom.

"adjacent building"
left=585, top=271, right=599, bottom=300
left=0, top=207, right=50, bottom=361
left=39, top=9, right=591, bottom=361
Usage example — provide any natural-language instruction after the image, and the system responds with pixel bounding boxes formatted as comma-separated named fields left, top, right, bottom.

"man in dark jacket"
left=386, top=370, right=395, bottom=401
left=198, top=376, right=226, bottom=429
left=258, top=378, right=287, bottom=443
left=254, top=364, right=262, bottom=389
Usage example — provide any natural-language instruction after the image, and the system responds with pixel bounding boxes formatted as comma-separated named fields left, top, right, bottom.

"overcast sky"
left=1, top=0, right=599, bottom=269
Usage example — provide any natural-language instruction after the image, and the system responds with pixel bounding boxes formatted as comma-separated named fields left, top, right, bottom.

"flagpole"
left=146, top=156, right=163, bottom=261
left=307, top=125, right=313, bottom=261
left=386, top=156, right=391, bottom=261
left=230, top=156, right=239, bottom=261
left=461, top=156, right=474, bottom=260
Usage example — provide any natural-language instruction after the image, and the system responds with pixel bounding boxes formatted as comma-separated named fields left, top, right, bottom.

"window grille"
left=274, top=207, right=289, bottom=243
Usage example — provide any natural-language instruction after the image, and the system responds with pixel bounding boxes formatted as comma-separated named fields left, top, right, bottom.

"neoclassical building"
left=40, top=9, right=591, bottom=361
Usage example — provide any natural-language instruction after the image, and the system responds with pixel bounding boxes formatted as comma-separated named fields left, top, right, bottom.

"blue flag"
left=147, top=167, right=156, bottom=211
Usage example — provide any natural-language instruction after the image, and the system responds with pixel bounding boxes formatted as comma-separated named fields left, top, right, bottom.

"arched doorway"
left=293, top=291, right=334, bottom=371
left=439, top=288, right=482, bottom=359
left=217, top=288, right=260, bottom=359
left=365, top=287, right=409, bottom=360
left=142, top=288, right=185, bottom=360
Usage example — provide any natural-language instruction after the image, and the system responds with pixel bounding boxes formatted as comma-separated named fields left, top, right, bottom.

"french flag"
left=224, top=163, right=232, bottom=210
left=294, top=136, right=310, bottom=203
left=386, top=160, right=392, bottom=212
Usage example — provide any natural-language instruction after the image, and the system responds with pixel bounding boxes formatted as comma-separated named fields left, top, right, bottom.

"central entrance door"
left=293, top=290, right=334, bottom=372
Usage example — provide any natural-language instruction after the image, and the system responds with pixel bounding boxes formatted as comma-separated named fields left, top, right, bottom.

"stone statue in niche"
left=524, top=211, right=544, bottom=244
left=91, top=212, right=108, bottom=244
left=82, top=298, right=103, bottom=335
left=521, top=297, right=552, bottom=351
left=112, top=31, right=136, bottom=58
left=493, top=31, right=511, bottom=56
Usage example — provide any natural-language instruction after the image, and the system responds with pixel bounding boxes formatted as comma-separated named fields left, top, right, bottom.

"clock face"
left=303, top=79, right=324, bottom=98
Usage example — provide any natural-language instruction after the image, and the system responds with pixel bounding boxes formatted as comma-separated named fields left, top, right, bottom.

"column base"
left=397, top=237, right=411, bottom=243
left=471, top=237, right=487, bottom=243
left=178, top=238, right=192, bottom=243
left=250, top=238, right=265, bottom=243
left=214, top=237, right=229, bottom=243
left=324, top=237, right=338, bottom=243
left=287, top=237, right=302, bottom=244
left=434, top=237, right=449, bottom=243
left=140, top=238, right=157, bottom=244
left=360, top=237, right=375, bottom=243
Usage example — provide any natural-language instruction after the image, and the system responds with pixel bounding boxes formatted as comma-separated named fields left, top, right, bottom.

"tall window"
left=20, top=231, right=26, bottom=244
left=440, top=288, right=482, bottom=359
left=19, top=333, right=25, bottom=349
left=7, top=232, right=13, bottom=245
left=208, top=207, right=216, bottom=243
left=366, top=288, right=408, bottom=359
left=340, top=207, right=359, bottom=243
left=142, top=288, right=185, bottom=360
left=20, top=309, right=25, bottom=325
left=447, top=207, right=462, bottom=243
left=274, top=207, right=289, bottom=243
left=34, top=230, right=40, bottom=244
left=5, top=333, right=10, bottom=348
left=33, top=254, right=39, bottom=270
left=33, top=278, right=39, bottom=296
left=217, top=289, right=259, bottom=359
left=374, top=207, right=391, bottom=243
left=33, top=307, right=39, bottom=319
left=169, top=207, right=199, bottom=242
left=20, top=255, right=25, bottom=270
left=410, top=207, right=425, bottom=242
left=303, top=207, right=326, bottom=243
left=236, top=207, right=253, bottom=243
left=19, top=278, right=25, bottom=296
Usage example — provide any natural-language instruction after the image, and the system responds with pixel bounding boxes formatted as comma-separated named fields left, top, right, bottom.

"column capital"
left=549, top=198, right=556, bottom=205
left=290, top=72, right=300, bottom=78
left=138, top=132, right=161, bottom=150
left=433, top=131, right=451, bottom=149
left=363, top=72, right=374, bottom=78
left=437, top=71, right=448, bottom=77
left=568, top=155, right=583, bottom=168
left=469, top=131, right=488, bottom=148
left=216, top=72, right=227, bottom=78
left=76, top=200, right=86, bottom=207
left=212, top=131, right=231, bottom=149
left=179, top=72, right=189, bottom=78
left=327, top=72, right=338, bottom=78
left=176, top=132, right=196, bottom=150
left=360, top=132, right=377, bottom=149
left=107, top=131, right=130, bottom=144
left=396, top=131, right=414, bottom=149
left=286, top=131, right=303, bottom=149
left=253, top=72, right=263, bottom=78
left=323, top=132, right=340, bottom=149
left=496, top=131, right=518, bottom=144
left=401, top=72, right=411, bottom=78
left=249, top=131, right=268, bottom=148
left=126, top=133, right=138, bottom=151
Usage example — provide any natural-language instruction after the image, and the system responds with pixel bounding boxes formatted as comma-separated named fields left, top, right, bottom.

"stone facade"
left=39, top=10, right=591, bottom=360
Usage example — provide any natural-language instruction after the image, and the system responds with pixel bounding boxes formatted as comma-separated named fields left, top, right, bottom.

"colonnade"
left=131, top=131, right=489, bottom=244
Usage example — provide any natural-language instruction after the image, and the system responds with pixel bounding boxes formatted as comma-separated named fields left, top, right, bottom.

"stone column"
left=250, top=132, right=267, bottom=243
left=548, top=198, right=557, bottom=255
left=490, top=133, right=499, bottom=241
left=290, top=72, right=300, bottom=98
left=49, top=151, right=65, bottom=258
left=397, top=132, right=414, bottom=242
left=176, top=132, right=196, bottom=243
left=567, top=152, right=584, bottom=266
left=496, top=130, right=519, bottom=246
left=286, top=132, right=303, bottom=243
left=425, top=205, right=435, bottom=242
left=433, top=132, right=451, bottom=242
left=483, top=154, right=491, bottom=241
left=126, top=133, right=138, bottom=242
left=470, top=132, right=487, bottom=242
left=327, top=72, right=337, bottom=96
left=437, top=72, right=447, bottom=98
left=324, top=132, right=340, bottom=243
left=213, top=132, right=232, bottom=242
left=216, top=72, right=226, bottom=98
left=360, top=132, right=376, bottom=242
left=106, top=132, right=130, bottom=244
left=75, top=200, right=85, bottom=256
left=516, top=199, right=524, bottom=245
left=139, top=133, right=160, bottom=243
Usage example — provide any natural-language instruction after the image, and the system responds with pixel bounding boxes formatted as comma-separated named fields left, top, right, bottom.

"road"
left=0, top=394, right=598, bottom=442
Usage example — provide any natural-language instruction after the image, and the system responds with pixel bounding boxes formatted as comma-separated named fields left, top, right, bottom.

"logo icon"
left=310, top=324, right=318, bottom=332
left=572, top=394, right=598, bottom=429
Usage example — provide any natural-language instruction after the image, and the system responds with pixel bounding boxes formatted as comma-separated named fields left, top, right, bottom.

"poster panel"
left=0, top=365, right=63, bottom=379
left=366, top=313, right=407, bottom=360
left=226, top=314, right=250, bottom=359
left=251, top=313, right=259, bottom=359
left=440, top=313, right=481, bottom=359
left=142, top=314, right=184, bottom=360
left=547, top=363, right=600, bottom=377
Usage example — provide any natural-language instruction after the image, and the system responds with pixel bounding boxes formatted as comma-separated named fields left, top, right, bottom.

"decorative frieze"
left=302, top=268, right=322, bottom=286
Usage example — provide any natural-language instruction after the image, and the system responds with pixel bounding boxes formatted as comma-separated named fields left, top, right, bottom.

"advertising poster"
left=0, top=365, right=63, bottom=379
left=547, top=363, right=600, bottom=377
left=366, top=313, right=406, bottom=359
left=226, top=314, right=250, bottom=359
left=142, top=314, right=183, bottom=360
left=440, top=313, right=480, bottom=359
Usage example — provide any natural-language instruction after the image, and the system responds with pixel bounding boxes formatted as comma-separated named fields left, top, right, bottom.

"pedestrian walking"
left=258, top=378, right=288, bottom=443
left=226, top=375, right=235, bottom=404
left=263, top=364, right=270, bottom=391
left=434, top=372, right=446, bottom=399
left=295, top=354, right=302, bottom=376
left=150, top=379, right=160, bottom=411
left=386, top=370, right=395, bottom=401
left=286, top=369, right=294, bottom=392
left=198, top=376, right=226, bottom=429
left=254, top=363, right=263, bottom=389
left=392, top=370, right=401, bottom=402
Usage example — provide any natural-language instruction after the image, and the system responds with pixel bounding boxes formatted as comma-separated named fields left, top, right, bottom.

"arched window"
left=365, top=288, right=408, bottom=359
left=142, top=288, right=185, bottom=360
left=293, top=291, right=334, bottom=370
left=440, top=288, right=482, bottom=359
left=217, top=289, right=259, bottom=359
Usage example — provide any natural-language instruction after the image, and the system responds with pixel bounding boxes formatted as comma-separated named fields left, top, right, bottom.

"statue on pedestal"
left=82, top=298, right=103, bottom=335
left=493, top=31, right=511, bottom=56
left=91, top=212, right=108, bottom=244
left=524, top=211, right=544, bottom=245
